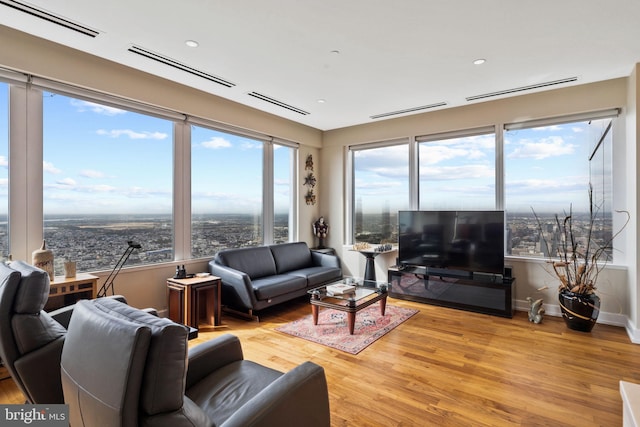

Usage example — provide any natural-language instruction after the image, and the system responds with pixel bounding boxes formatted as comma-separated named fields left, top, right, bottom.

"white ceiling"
left=1, top=0, right=640, bottom=131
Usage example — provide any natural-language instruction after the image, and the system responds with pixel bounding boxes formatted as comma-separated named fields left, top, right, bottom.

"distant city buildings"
left=0, top=211, right=613, bottom=276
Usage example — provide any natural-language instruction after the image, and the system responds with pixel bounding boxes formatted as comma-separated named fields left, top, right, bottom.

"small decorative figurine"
left=313, top=216, right=329, bottom=248
left=526, top=297, right=545, bottom=324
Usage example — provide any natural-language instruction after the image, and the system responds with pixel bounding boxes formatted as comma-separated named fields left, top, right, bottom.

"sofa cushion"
left=270, top=242, right=313, bottom=274
left=10, top=261, right=50, bottom=314
left=285, top=266, right=343, bottom=288
left=216, top=246, right=277, bottom=279
left=252, top=275, right=307, bottom=300
left=90, top=297, right=189, bottom=416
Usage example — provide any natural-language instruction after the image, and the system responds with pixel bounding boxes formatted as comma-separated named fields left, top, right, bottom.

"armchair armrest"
left=221, top=361, right=330, bottom=427
left=186, top=334, right=244, bottom=389
left=48, top=305, right=75, bottom=329
left=311, top=251, right=341, bottom=269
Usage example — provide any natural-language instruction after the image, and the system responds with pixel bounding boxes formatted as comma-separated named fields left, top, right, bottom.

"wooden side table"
left=167, top=275, right=222, bottom=329
left=45, top=273, right=98, bottom=311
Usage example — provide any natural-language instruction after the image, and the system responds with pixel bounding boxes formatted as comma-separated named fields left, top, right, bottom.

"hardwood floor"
left=2, top=298, right=639, bottom=426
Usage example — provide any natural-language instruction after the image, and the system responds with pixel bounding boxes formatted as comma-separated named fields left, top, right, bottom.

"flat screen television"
left=398, top=210, right=505, bottom=276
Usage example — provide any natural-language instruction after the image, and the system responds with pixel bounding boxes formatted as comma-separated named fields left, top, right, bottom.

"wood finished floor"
left=2, top=297, right=639, bottom=426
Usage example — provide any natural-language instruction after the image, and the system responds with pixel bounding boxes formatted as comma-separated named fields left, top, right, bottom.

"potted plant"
left=533, top=185, right=629, bottom=332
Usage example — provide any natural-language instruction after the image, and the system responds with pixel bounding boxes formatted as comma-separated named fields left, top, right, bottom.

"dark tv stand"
left=388, top=266, right=515, bottom=318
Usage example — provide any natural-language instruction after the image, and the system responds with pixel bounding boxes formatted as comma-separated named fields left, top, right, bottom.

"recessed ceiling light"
left=185, top=40, right=199, bottom=48
left=317, top=99, right=326, bottom=104
left=473, top=58, right=486, bottom=65
left=330, top=50, right=340, bottom=55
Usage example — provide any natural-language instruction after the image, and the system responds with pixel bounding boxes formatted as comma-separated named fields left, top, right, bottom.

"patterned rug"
left=275, top=305, right=419, bottom=354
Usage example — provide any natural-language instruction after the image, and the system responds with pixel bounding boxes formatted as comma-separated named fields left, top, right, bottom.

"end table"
left=167, top=275, right=222, bottom=330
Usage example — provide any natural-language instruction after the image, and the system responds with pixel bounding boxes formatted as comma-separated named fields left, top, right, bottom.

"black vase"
left=558, top=290, right=600, bottom=332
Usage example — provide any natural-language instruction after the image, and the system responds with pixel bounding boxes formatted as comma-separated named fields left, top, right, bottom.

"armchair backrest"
left=0, top=261, right=66, bottom=404
left=61, top=298, right=200, bottom=426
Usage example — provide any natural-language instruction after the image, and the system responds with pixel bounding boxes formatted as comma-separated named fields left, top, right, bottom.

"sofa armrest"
left=209, top=261, right=256, bottom=310
left=186, top=334, right=244, bottom=389
left=311, top=251, right=341, bottom=269
left=221, top=361, right=330, bottom=427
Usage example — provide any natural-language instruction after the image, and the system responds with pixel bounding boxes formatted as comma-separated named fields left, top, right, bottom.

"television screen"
left=398, top=210, right=505, bottom=275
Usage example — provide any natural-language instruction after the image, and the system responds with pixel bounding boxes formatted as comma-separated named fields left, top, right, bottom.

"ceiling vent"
left=0, top=0, right=99, bottom=37
left=370, top=102, right=447, bottom=120
left=247, top=92, right=310, bottom=115
left=466, top=77, right=578, bottom=101
left=128, top=45, right=236, bottom=88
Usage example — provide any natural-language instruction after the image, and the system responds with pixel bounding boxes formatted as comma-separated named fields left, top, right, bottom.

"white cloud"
left=43, top=161, right=62, bottom=174
left=420, top=164, right=494, bottom=180
left=201, top=136, right=232, bottom=149
left=88, top=184, right=116, bottom=192
left=96, top=129, right=168, bottom=140
left=80, top=169, right=105, bottom=178
left=240, top=141, right=262, bottom=150
left=0, top=156, right=8, bottom=168
left=507, top=136, right=575, bottom=160
left=56, top=178, right=76, bottom=186
left=70, top=99, right=126, bottom=116
left=419, top=145, right=482, bottom=165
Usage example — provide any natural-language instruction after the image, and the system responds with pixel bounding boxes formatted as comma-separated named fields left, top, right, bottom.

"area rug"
left=275, top=305, right=418, bottom=354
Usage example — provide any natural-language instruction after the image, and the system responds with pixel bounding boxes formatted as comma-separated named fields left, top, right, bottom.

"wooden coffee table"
left=308, top=278, right=389, bottom=335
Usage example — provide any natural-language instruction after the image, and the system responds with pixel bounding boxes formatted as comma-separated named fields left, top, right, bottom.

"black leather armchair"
left=61, top=297, right=331, bottom=426
left=0, top=260, right=148, bottom=404
left=0, top=261, right=69, bottom=403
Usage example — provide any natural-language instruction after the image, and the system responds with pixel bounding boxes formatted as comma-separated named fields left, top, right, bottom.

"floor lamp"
left=96, top=241, right=142, bottom=297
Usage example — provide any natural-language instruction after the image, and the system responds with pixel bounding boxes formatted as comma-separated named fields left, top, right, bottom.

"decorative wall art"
left=304, top=154, right=317, bottom=205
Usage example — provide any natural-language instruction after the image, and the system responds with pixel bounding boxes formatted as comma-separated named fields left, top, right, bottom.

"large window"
left=505, top=117, right=614, bottom=260
left=352, top=143, right=409, bottom=243
left=42, top=92, right=174, bottom=274
left=0, top=82, right=7, bottom=259
left=191, top=126, right=263, bottom=258
left=418, top=129, right=496, bottom=210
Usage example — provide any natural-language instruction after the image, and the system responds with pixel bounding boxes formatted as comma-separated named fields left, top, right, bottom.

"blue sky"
left=353, top=119, right=609, bottom=214
left=38, top=92, right=291, bottom=215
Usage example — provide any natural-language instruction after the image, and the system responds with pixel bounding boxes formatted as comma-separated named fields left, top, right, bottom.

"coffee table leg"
left=312, top=305, right=319, bottom=325
left=348, top=312, right=355, bottom=335
left=380, top=295, right=387, bottom=316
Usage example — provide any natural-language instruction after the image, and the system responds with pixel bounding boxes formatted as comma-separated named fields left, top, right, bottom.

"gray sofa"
left=209, top=242, right=341, bottom=318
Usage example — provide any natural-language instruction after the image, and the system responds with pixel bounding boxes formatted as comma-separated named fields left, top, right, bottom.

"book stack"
left=326, top=283, right=356, bottom=295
